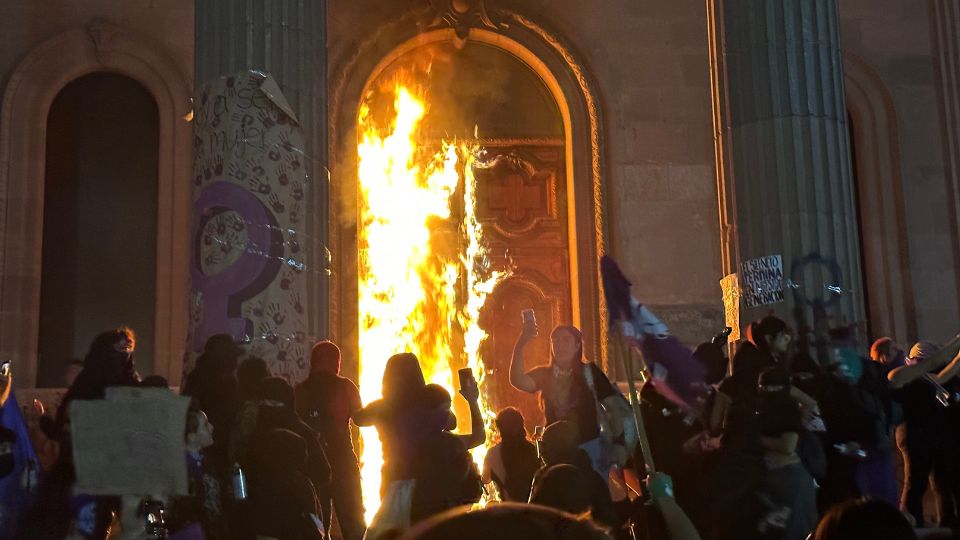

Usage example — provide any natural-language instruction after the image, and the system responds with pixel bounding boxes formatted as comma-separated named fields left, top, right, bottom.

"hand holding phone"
left=520, top=309, right=538, bottom=340
left=458, top=368, right=479, bottom=402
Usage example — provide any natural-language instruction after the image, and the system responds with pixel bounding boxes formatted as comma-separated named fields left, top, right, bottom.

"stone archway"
left=329, top=8, right=610, bottom=382
left=0, top=21, right=193, bottom=387
left=844, top=52, right=916, bottom=344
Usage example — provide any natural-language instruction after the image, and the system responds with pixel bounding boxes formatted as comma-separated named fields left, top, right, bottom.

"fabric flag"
left=0, top=390, right=39, bottom=536
left=600, top=255, right=708, bottom=412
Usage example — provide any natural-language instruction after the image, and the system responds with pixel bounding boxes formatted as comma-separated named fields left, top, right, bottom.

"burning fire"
left=357, top=82, right=504, bottom=522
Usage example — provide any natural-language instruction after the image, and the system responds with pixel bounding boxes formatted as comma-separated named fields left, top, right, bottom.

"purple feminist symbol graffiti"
left=191, top=181, right=282, bottom=351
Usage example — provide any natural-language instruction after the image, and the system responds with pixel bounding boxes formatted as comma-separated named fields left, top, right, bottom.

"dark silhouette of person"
left=182, top=333, right=244, bottom=475
left=295, top=341, right=365, bottom=540
left=248, top=428, right=324, bottom=540
left=228, top=356, right=270, bottom=471
left=401, top=502, right=613, bottom=540
left=251, top=377, right=330, bottom=495
left=529, top=421, right=615, bottom=529
left=811, top=498, right=916, bottom=540
left=353, top=352, right=428, bottom=491
left=482, top=407, right=540, bottom=502
left=29, top=327, right=140, bottom=539
left=57, top=327, right=141, bottom=426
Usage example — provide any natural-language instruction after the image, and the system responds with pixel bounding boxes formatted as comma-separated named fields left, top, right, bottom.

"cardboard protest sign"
left=740, top=254, right=784, bottom=308
left=719, top=273, right=741, bottom=341
left=70, top=388, right=189, bottom=496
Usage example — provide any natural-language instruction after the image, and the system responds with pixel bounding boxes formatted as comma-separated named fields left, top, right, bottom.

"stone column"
left=708, top=0, right=866, bottom=352
left=191, top=1, right=328, bottom=378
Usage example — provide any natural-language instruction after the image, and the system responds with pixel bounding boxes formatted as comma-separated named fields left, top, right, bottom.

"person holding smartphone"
left=508, top=311, right=622, bottom=481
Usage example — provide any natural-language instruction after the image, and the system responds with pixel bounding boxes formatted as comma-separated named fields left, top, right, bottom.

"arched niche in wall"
left=39, top=73, right=159, bottom=387
left=0, top=22, right=193, bottom=387
left=328, top=9, right=610, bottom=383
left=844, top=52, right=916, bottom=344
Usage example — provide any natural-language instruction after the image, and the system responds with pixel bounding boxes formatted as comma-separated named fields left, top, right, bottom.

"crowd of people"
left=0, top=308, right=959, bottom=539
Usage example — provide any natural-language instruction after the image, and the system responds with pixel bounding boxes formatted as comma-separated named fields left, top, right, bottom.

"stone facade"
left=0, top=0, right=957, bottom=387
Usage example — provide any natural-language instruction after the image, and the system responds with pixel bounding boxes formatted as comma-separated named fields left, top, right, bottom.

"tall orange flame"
left=357, top=83, right=505, bottom=523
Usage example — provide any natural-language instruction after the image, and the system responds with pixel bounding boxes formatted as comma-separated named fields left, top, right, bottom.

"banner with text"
left=740, top=254, right=784, bottom=308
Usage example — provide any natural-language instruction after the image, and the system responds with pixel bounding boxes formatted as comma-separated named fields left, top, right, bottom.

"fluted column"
left=190, top=1, right=327, bottom=380
left=708, top=0, right=866, bottom=351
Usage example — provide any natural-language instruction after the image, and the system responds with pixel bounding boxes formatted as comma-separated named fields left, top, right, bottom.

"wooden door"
left=476, top=141, right=572, bottom=430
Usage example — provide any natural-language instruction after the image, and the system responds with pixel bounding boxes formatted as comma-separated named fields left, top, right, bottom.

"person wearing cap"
left=294, top=341, right=365, bottom=540
left=889, top=339, right=960, bottom=526
left=182, top=333, right=244, bottom=475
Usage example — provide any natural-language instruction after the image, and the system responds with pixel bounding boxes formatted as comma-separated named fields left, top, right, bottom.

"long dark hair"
left=494, top=407, right=539, bottom=502
left=383, top=352, right=426, bottom=403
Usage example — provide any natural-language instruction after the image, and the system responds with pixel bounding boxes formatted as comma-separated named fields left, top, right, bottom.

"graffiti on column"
left=789, top=253, right=858, bottom=359
left=186, top=71, right=311, bottom=382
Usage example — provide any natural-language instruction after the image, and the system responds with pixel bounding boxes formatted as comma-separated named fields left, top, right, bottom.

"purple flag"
left=600, top=256, right=708, bottom=412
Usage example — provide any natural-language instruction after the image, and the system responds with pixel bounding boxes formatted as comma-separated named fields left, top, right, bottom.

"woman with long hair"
left=353, top=352, right=429, bottom=491
left=482, top=407, right=540, bottom=502
left=509, top=317, right=622, bottom=479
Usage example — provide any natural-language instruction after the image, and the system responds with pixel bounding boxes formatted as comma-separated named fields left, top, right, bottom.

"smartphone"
left=0, top=361, right=10, bottom=377
left=521, top=309, right=538, bottom=337
left=458, top=367, right=476, bottom=390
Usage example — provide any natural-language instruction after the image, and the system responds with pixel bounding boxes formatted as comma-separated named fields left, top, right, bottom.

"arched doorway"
left=330, top=15, right=608, bottom=520
left=38, top=73, right=159, bottom=386
left=0, top=23, right=192, bottom=387
left=330, top=19, right=608, bottom=420
left=357, top=38, right=569, bottom=428
left=844, top=53, right=916, bottom=345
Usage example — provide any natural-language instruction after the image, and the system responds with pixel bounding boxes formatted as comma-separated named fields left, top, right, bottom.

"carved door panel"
left=476, top=142, right=571, bottom=430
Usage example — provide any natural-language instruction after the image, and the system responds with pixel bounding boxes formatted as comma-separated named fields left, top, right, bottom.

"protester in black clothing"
left=182, top=333, right=244, bottom=474
left=248, top=428, right=324, bottom=540
left=419, top=383, right=486, bottom=450
left=482, top=407, right=540, bottom=502
left=238, top=355, right=270, bottom=403
left=700, top=316, right=823, bottom=539
left=755, top=367, right=818, bottom=540
left=57, top=327, right=140, bottom=426
left=251, top=377, right=331, bottom=493
left=409, top=428, right=482, bottom=525
left=295, top=341, right=365, bottom=540
left=36, top=327, right=139, bottom=539
left=228, top=355, right=270, bottom=468
left=529, top=421, right=616, bottom=529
